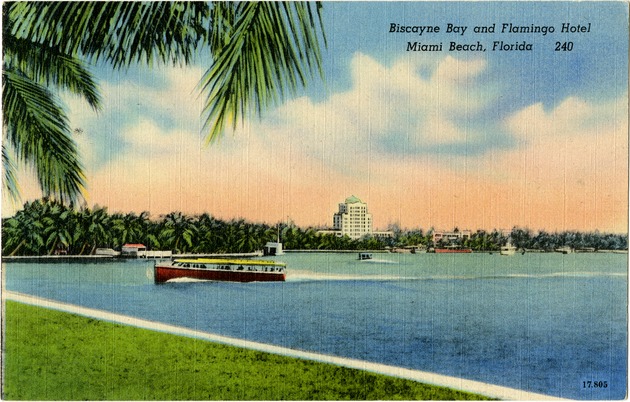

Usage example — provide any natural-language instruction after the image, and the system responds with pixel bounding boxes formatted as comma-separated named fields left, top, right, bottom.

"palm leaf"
left=199, top=2, right=326, bottom=143
left=2, top=145, right=20, bottom=203
left=4, top=36, right=102, bottom=110
left=8, top=2, right=209, bottom=69
left=3, top=70, right=86, bottom=204
left=3, top=1, right=326, bottom=204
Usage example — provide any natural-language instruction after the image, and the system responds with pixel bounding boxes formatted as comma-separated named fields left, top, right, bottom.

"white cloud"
left=113, top=66, right=205, bottom=129
left=246, top=52, right=498, bottom=177
left=62, top=52, right=500, bottom=196
left=505, top=96, right=628, bottom=140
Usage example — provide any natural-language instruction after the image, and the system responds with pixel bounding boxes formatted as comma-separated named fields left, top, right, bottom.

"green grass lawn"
left=4, top=301, right=490, bottom=400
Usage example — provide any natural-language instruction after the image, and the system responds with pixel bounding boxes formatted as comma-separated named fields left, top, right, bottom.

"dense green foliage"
left=1, top=198, right=389, bottom=256
left=3, top=2, right=325, bottom=203
left=4, top=301, right=489, bottom=400
left=430, top=227, right=627, bottom=253
left=2, top=198, right=627, bottom=256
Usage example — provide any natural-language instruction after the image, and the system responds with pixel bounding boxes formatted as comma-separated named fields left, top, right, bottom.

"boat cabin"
left=263, top=241, right=284, bottom=256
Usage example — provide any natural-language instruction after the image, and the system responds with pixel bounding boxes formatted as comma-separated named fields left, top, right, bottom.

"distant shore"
left=3, top=248, right=627, bottom=263
left=2, top=251, right=263, bottom=263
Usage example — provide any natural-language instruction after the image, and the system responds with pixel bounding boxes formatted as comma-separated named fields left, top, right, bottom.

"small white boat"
left=358, top=252, right=373, bottom=260
left=555, top=246, right=574, bottom=254
left=95, top=248, right=120, bottom=256
left=500, top=242, right=517, bottom=256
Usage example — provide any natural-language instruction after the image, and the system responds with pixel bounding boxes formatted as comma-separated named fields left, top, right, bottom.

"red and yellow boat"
left=154, top=258, right=286, bottom=283
left=434, top=246, right=472, bottom=253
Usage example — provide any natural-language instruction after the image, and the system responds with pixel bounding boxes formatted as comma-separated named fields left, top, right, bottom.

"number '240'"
left=555, top=41, right=574, bottom=51
left=583, top=381, right=608, bottom=388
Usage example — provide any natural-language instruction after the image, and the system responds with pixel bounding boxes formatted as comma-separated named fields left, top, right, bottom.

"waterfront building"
left=333, top=195, right=373, bottom=239
left=318, top=195, right=393, bottom=240
left=121, top=243, right=146, bottom=257
left=432, top=229, right=472, bottom=244
left=263, top=241, right=284, bottom=256
left=373, top=230, right=395, bottom=239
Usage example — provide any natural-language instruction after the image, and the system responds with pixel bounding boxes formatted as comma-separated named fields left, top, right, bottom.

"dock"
left=2, top=251, right=265, bottom=263
left=2, top=255, right=116, bottom=263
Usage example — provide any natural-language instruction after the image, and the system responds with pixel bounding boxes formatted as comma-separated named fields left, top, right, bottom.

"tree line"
left=2, top=198, right=627, bottom=256
left=1, top=198, right=387, bottom=256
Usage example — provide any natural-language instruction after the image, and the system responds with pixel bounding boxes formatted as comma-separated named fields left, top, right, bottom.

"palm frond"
left=199, top=2, right=326, bottom=144
left=3, top=70, right=86, bottom=204
left=4, top=36, right=102, bottom=110
left=8, top=2, right=209, bottom=69
left=3, top=0, right=327, bottom=204
left=2, top=144, right=21, bottom=203
left=208, top=2, right=236, bottom=53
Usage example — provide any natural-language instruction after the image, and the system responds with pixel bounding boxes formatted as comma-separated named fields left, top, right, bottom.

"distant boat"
left=154, top=258, right=286, bottom=283
left=95, top=248, right=120, bottom=257
left=358, top=252, right=373, bottom=260
left=500, top=242, right=517, bottom=256
left=555, top=246, right=574, bottom=254
left=391, top=247, right=417, bottom=254
left=434, top=245, right=472, bottom=253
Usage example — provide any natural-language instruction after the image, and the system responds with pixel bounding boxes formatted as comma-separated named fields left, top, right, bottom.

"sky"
left=3, top=1, right=629, bottom=233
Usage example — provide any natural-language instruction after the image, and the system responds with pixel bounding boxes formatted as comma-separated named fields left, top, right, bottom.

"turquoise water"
left=4, top=252, right=627, bottom=399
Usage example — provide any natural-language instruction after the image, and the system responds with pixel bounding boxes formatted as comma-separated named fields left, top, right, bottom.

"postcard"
left=2, top=1, right=628, bottom=400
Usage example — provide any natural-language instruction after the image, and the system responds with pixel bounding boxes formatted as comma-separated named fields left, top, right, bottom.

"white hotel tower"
left=333, top=195, right=373, bottom=240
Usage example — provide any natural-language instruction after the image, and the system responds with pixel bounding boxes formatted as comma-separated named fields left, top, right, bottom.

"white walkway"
left=4, top=291, right=566, bottom=400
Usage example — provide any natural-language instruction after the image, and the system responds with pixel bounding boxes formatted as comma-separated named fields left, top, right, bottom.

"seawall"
left=4, top=290, right=567, bottom=401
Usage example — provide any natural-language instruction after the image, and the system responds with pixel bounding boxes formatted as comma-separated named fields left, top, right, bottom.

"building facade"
left=333, top=195, right=373, bottom=239
left=317, top=195, right=394, bottom=240
left=432, top=229, right=472, bottom=244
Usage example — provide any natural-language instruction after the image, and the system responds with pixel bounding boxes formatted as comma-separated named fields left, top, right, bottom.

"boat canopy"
left=174, top=258, right=285, bottom=267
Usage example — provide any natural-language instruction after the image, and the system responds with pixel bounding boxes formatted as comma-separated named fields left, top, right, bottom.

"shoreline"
left=2, top=248, right=627, bottom=263
left=1, top=252, right=263, bottom=263
left=4, top=290, right=566, bottom=401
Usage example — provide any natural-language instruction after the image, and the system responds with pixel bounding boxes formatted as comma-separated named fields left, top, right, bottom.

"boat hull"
left=155, top=266, right=285, bottom=283
left=434, top=248, right=472, bottom=253
left=154, top=259, right=286, bottom=283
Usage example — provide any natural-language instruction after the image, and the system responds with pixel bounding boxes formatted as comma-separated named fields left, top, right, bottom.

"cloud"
left=485, top=96, right=629, bottom=232
left=4, top=51, right=626, bottom=233
left=64, top=52, right=506, bottom=197
left=506, top=96, right=627, bottom=140
left=259, top=52, right=503, bottom=169
left=64, top=66, right=207, bottom=170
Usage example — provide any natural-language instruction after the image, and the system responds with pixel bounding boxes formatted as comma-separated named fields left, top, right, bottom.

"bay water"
left=4, top=252, right=627, bottom=399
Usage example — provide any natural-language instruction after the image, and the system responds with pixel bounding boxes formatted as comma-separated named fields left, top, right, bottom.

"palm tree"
left=160, top=211, right=197, bottom=253
left=41, top=200, right=72, bottom=255
left=194, top=213, right=221, bottom=253
left=218, top=222, right=239, bottom=253
left=74, top=205, right=111, bottom=255
left=111, top=211, right=149, bottom=248
left=3, top=2, right=325, bottom=203
left=2, top=200, right=46, bottom=255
